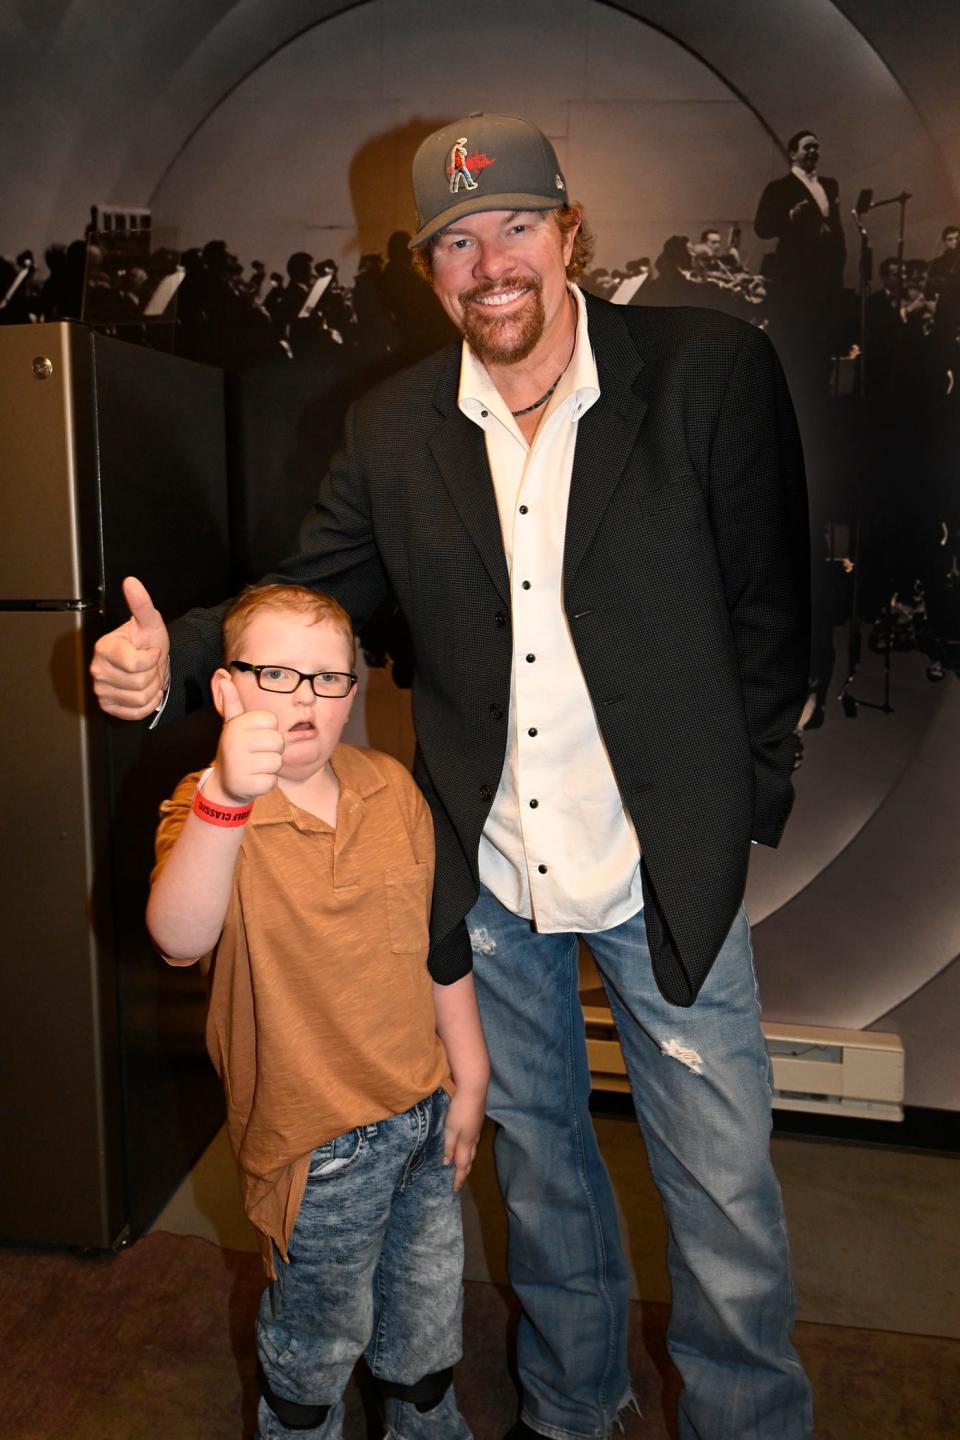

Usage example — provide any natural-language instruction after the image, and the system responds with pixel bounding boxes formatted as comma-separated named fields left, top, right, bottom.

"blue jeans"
left=256, top=1089, right=472, bottom=1440
left=467, top=888, right=812, bottom=1440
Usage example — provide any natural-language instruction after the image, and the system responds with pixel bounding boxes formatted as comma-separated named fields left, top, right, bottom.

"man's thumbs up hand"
left=90, top=576, right=170, bottom=719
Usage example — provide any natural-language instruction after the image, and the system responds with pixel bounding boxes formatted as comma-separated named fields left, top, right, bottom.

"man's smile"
left=460, top=278, right=540, bottom=317
left=471, top=286, right=533, bottom=308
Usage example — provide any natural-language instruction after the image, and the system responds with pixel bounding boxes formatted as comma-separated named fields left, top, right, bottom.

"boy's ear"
left=210, top=667, right=235, bottom=719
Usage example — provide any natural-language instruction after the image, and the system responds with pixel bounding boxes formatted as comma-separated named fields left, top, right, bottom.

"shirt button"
left=489, top=703, right=503, bottom=720
left=526, top=653, right=535, bottom=663
left=494, top=611, right=506, bottom=627
left=528, top=727, right=538, bottom=737
left=479, top=784, right=493, bottom=802
left=521, top=580, right=531, bottom=590
left=529, top=798, right=539, bottom=808
left=480, top=409, right=488, bottom=417
left=519, top=504, right=528, bottom=514
left=538, top=864, right=548, bottom=874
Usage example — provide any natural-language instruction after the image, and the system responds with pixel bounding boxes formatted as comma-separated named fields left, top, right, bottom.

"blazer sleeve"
left=165, top=401, right=391, bottom=719
left=754, top=176, right=790, bottom=242
left=269, top=400, right=391, bottom=622
left=707, top=325, right=811, bottom=845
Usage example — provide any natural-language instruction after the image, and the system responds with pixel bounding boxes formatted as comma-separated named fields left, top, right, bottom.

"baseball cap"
left=410, top=113, right=568, bottom=247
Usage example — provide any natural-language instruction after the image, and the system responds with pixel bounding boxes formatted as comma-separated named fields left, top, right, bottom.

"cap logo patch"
left=447, top=136, right=496, bottom=194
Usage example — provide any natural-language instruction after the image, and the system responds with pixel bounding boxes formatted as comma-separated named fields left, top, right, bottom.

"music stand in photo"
left=298, top=273, right=333, bottom=319
left=610, top=274, right=646, bottom=305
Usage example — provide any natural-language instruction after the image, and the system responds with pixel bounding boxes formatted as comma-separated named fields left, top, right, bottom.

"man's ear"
left=559, top=205, right=582, bottom=269
left=210, top=667, right=234, bottom=719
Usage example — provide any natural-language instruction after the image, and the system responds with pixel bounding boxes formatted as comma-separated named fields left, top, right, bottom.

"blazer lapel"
left=427, top=348, right=510, bottom=607
left=564, top=295, right=648, bottom=586
left=425, top=297, right=648, bottom=604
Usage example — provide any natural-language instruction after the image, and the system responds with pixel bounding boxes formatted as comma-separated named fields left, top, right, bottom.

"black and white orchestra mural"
left=3, top=0, right=959, bottom=1113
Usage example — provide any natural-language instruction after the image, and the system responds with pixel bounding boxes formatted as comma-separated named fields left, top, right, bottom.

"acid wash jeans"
left=467, top=887, right=813, bottom=1440
left=256, top=1088, right=472, bottom=1440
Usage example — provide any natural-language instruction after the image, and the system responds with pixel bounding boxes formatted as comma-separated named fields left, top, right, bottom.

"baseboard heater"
left=582, top=1007, right=905, bottom=1121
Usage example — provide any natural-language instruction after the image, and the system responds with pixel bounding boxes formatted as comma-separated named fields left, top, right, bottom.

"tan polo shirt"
left=153, top=743, right=452, bottom=1275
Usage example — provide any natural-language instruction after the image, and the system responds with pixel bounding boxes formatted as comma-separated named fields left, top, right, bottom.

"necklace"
left=507, top=303, right=578, bottom=417
left=510, top=373, right=563, bottom=418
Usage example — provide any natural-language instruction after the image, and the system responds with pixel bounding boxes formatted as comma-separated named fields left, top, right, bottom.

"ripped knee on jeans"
left=660, top=1037, right=704, bottom=1074
left=468, top=925, right=497, bottom=956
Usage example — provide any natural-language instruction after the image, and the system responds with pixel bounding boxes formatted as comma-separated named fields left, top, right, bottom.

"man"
left=641, top=233, right=701, bottom=307
left=698, top=226, right=723, bottom=263
left=755, top=129, right=846, bottom=394
left=928, top=224, right=960, bottom=292
left=928, top=226, right=960, bottom=390
left=864, top=257, right=908, bottom=396
left=754, top=132, right=845, bottom=284
left=91, top=113, right=812, bottom=1440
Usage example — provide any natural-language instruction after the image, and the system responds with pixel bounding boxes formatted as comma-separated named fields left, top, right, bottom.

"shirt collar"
left=249, top=743, right=387, bottom=832
left=458, top=283, right=600, bottom=434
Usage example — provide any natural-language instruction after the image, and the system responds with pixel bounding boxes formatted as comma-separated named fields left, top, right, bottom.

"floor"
left=153, top=1110, right=960, bottom=1342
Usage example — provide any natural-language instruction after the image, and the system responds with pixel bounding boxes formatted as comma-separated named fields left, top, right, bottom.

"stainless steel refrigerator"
left=0, top=322, right=230, bottom=1248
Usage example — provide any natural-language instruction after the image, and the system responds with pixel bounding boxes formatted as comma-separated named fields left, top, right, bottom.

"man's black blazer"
left=169, top=294, right=810, bottom=1007
left=754, top=171, right=846, bottom=286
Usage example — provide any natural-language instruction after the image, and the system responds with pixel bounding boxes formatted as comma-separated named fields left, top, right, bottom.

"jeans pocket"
left=306, top=1127, right=366, bottom=1183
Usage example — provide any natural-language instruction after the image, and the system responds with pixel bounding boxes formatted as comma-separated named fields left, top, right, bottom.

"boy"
left=148, top=584, right=488, bottom=1440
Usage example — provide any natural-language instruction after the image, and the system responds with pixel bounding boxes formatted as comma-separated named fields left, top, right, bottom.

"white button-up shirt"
left=791, top=164, right=830, bottom=220
left=458, top=285, right=644, bottom=933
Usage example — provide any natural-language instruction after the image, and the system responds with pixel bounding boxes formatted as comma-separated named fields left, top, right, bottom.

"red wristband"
left=192, top=787, right=252, bottom=828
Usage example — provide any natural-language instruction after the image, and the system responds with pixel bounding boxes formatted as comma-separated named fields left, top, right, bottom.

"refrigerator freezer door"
left=0, top=324, right=101, bottom=604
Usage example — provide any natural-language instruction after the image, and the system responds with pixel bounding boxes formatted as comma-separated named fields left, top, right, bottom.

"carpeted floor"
left=2, top=1231, right=956, bottom=1439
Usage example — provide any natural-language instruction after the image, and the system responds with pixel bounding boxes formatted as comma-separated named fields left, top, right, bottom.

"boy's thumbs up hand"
left=90, top=576, right=170, bottom=719
left=211, top=674, right=284, bottom=805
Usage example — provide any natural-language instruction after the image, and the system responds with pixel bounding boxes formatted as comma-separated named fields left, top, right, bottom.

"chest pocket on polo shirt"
left=384, top=863, right=431, bottom=953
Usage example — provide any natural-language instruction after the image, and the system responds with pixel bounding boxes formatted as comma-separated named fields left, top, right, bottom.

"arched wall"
left=2, top=1, right=959, bottom=257
left=146, top=1, right=779, bottom=280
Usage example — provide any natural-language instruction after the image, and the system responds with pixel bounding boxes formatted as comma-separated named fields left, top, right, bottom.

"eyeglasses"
left=230, top=661, right=357, bottom=698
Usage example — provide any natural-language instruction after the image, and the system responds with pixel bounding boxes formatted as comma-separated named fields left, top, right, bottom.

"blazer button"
left=489, top=703, right=503, bottom=720
left=494, top=611, right=506, bottom=627
left=479, top=784, right=494, bottom=802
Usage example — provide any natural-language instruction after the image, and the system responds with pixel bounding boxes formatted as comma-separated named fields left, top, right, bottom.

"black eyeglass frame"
left=229, top=660, right=358, bottom=698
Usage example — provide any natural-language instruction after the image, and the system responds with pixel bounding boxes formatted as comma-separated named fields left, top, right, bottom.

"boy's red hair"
left=222, top=584, right=356, bottom=666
